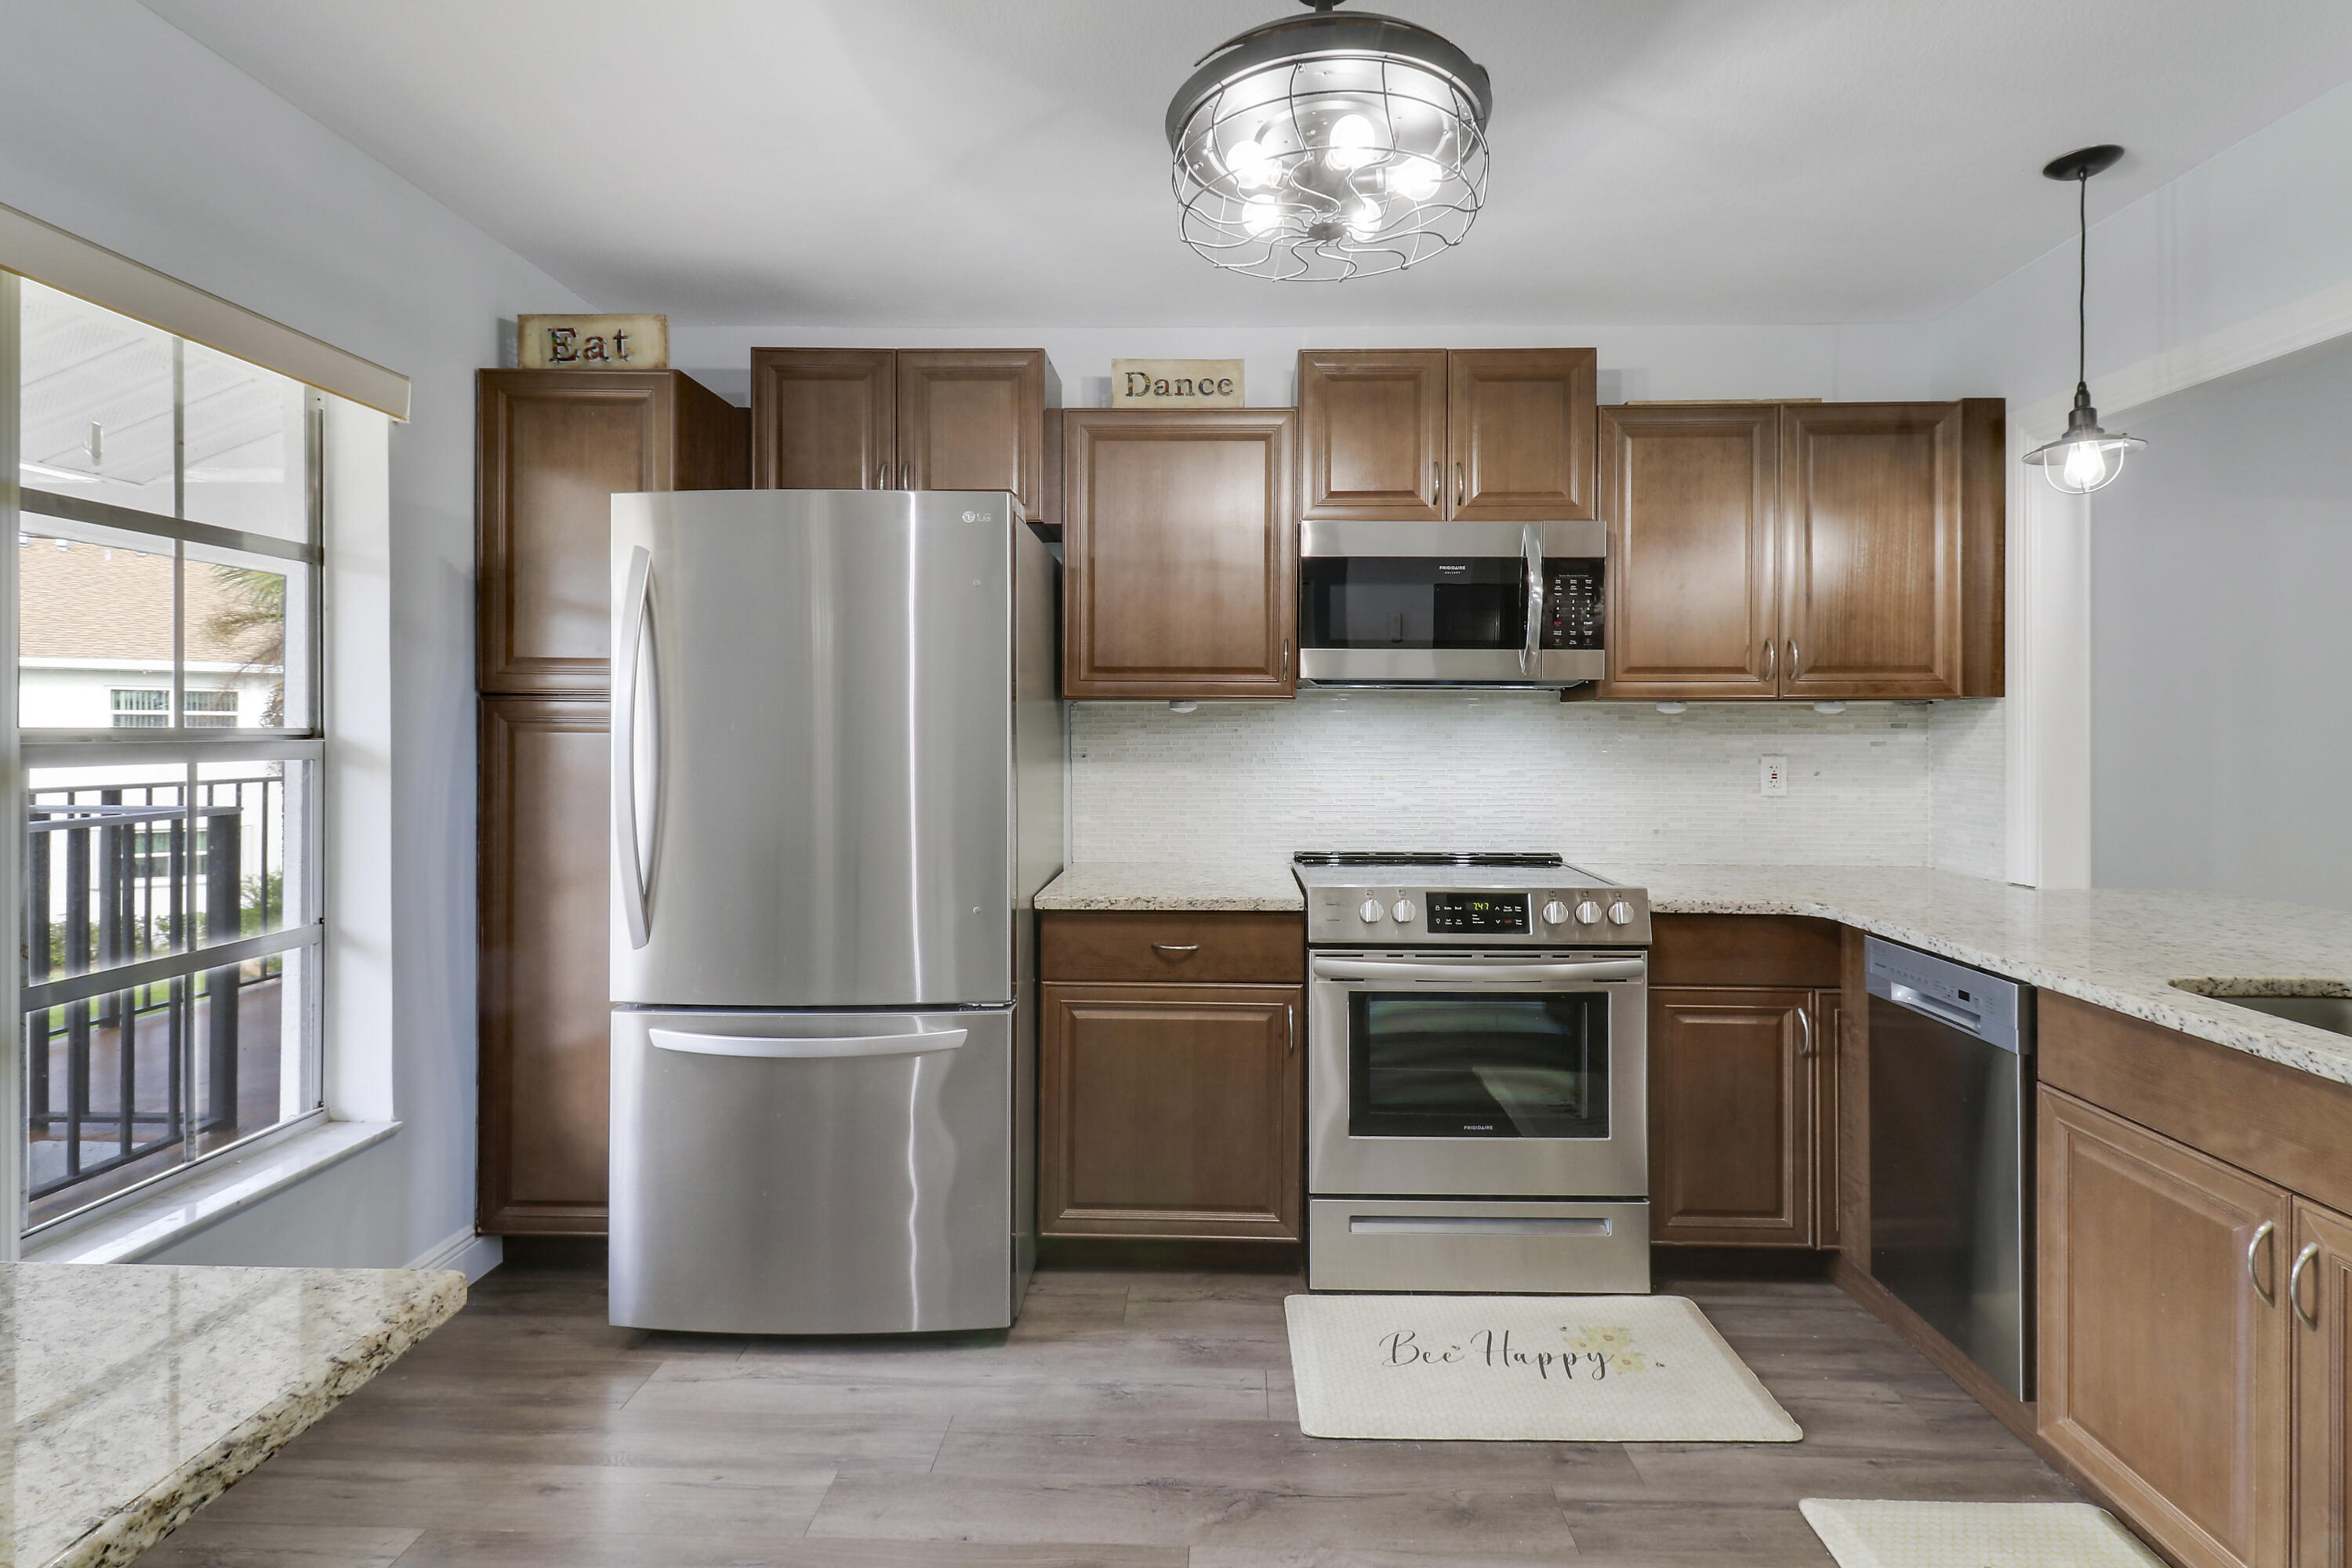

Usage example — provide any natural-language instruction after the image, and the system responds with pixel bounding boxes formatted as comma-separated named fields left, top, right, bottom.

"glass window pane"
left=18, top=517, right=175, bottom=729
left=194, top=759, right=311, bottom=939
left=27, top=764, right=195, bottom=973
left=19, top=279, right=178, bottom=518
left=190, top=946, right=314, bottom=1160
left=26, top=976, right=190, bottom=1224
left=181, top=341, right=310, bottom=542
left=185, top=539, right=311, bottom=731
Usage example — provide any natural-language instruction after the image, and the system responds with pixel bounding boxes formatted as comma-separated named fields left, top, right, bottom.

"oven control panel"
left=1304, top=885, right=1651, bottom=946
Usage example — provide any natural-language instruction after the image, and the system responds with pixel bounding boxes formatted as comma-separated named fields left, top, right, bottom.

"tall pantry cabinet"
left=476, top=369, right=748, bottom=1235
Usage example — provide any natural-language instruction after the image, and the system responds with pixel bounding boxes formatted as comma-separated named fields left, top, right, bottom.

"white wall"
left=2085, top=336, right=2352, bottom=911
left=671, top=321, right=1937, bottom=412
left=0, top=0, right=590, bottom=1268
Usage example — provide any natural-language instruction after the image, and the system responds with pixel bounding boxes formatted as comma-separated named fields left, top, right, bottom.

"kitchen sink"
left=2170, top=984, right=2352, bottom=1038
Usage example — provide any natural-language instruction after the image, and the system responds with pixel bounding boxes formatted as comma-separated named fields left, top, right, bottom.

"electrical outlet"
left=1761, top=754, right=1788, bottom=797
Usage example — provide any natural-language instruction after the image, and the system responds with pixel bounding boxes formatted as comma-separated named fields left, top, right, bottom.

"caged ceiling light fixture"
left=1164, top=0, right=1493, bottom=281
left=2023, top=144, right=2146, bottom=495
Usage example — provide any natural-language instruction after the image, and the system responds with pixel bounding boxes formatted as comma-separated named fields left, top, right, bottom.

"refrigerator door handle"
left=615, top=545, right=657, bottom=949
left=648, top=1025, right=971, bottom=1060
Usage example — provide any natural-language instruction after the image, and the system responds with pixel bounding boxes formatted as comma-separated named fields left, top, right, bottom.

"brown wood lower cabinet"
left=2039, top=1086, right=2292, bottom=1568
left=477, top=696, right=611, bottom=1234
left=1650, top=988, right=1813, bottom=1245
left=1039, top=982, right=1302, bottom=1242
left=2296, top=1197, right=2352, bottom=1568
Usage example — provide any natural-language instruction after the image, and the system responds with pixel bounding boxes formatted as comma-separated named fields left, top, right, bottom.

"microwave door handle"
left=1522, top=524, right=1543, bottom=676
left=1312, top=956, right=1646, bottom=984
left=614, top=546, right=655, bottom=950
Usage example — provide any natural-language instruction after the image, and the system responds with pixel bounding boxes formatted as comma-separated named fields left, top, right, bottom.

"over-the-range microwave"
left=1298, top=519, right=1604, bottom=689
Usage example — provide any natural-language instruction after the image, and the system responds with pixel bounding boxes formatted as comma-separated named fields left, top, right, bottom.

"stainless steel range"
left=1294, top=852, right=1653, bottom=1295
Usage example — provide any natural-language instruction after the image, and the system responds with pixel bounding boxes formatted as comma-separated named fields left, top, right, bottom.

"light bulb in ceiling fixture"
left=1242, top=195, right=1283, bottom=236
left=1226, top=133, right=1275, bottom=190
left=1344, top=196, right=1382, bottom=240
left=1387, top=154, right=1441, bottom=202
left=1326, top=112, right=1380, bottom=172
left=2062, top=439, right=2118, bottom=492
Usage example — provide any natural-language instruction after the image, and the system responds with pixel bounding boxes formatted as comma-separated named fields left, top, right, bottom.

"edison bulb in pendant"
left=1242, top=195, right=1282, bottom=236
left=2060, top=439, right=2121, bottom=493
left=1326, top=113, right=1379, bottom=172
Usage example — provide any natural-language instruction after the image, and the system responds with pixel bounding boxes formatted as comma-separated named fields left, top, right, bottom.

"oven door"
left=1298, top=520, right=1605, bottom=688
left=1308, top=949, right=1647, bottom=1199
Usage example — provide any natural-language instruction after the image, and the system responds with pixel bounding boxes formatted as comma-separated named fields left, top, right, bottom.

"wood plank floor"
left=149, top=1257, right=2080, bottom=1567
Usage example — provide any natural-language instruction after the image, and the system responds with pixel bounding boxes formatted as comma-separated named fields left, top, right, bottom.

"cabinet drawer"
left=1040, top=911, right=1305, bottom=984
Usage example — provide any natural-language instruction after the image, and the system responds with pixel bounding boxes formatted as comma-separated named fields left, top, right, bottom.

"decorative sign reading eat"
left=1112, top=358, right=1244, bottom=408
left=518, top=314, right=669, bottom=370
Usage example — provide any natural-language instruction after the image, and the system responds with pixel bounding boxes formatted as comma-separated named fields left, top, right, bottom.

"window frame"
left=10, top=281, right=329, bottom=1238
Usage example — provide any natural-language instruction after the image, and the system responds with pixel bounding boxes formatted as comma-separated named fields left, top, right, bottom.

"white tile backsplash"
left=1931, top=699, right=2007, bottom=880
left=1070, top=693, right=1940, bottom=866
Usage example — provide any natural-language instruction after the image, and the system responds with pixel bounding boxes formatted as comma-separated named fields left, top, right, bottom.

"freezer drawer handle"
left=648, top=1026, right=969, bottom=1060
left=1312, top=956, right=1645, bottom=984
left=1349, top=1216, right=1613, bottom=1237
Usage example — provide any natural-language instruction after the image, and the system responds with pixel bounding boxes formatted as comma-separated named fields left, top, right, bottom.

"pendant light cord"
left=2076, top=171, right=2089, bottom=392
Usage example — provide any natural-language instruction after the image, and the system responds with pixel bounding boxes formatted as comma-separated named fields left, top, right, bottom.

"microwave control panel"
left=1544, top=564, right=1603, bottom=650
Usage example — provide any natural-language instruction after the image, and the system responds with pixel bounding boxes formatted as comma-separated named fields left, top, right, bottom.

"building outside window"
left=12, top=274, right=325, bottom=1232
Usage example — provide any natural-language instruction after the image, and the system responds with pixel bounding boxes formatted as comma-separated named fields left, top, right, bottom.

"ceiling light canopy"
left=1165, top=0, right=1493, bottom=282
left=2024, top=144, right=2145, bottom=495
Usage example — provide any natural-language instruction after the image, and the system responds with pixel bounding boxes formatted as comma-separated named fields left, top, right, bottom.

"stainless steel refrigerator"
left=605, top=488, right=1064, bottom=1335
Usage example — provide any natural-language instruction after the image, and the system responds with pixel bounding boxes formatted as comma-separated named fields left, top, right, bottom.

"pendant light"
left=1164, top=0, right=1493, bottom=282
left=2023, top=144, right=2145, bottom=494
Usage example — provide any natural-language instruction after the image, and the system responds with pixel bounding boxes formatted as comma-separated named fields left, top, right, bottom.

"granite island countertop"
left=3, top=1261, right=465, bottom=1568
left=1033, top=860, right=2352, bottom=1088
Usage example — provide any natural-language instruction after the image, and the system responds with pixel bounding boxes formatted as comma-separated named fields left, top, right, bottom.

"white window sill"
left=24, top=1119, right=400, bottom=1264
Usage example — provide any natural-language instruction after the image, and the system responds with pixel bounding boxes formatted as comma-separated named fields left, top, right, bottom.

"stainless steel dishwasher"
left=1865, top=937, right=2036, bottom=1401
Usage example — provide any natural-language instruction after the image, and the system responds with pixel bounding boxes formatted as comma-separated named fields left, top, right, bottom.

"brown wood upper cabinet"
left=1062, top=408, right=1298, bottom=701
left=476, top=369, right=746, bottom=694
left=1298, top=348, right=1596, bottom=522
left=1596, top=399, right=2003, bottom=701
left=750, top=347, right=1054, bottom=521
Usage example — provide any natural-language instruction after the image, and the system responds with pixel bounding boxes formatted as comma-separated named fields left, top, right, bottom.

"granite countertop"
left=1036, top=861, right=1305, bottom=912
left=4, top=1261, right=465, bottom=1568
left=1034, top=860, right=2352, bottom=1088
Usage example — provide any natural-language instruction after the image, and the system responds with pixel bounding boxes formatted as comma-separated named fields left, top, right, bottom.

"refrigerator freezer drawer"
left=611, top=1007, right=1014, bottom=1334
left=1308, top=1197, right=1651, bottom=1294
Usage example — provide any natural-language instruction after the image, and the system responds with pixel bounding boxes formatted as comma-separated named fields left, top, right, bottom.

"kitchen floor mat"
left=1800, top=1500, right=2165, bottom=1568
left=1283, top=1293, right=1802, bottom=1441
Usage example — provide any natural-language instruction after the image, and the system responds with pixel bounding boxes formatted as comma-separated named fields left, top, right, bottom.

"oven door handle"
left=1311, top=957, right=1646, bottom=984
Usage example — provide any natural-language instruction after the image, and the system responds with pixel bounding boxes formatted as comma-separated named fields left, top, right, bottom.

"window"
left=13, top=276, right=324, bottom=1231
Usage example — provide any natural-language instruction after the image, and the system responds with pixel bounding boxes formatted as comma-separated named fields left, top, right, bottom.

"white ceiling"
left=140, top=0, right=2352, bottom=328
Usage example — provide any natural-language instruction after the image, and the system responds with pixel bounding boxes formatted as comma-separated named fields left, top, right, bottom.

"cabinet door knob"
left=2292, top=1240, right=2322, bottom=1328
left=2249, top=1219, right=2279, bottom=1307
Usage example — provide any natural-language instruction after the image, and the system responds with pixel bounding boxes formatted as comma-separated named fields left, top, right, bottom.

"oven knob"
left=1575, top=899, right=1603, bottom=924
left=1608, top=900, right=1635, bottom=925
left=1391, top=898, right=1417, bottom=924
left=1543, top=899, right=1572, bottom=926
left=1358, top=898, right=1384, bottom=924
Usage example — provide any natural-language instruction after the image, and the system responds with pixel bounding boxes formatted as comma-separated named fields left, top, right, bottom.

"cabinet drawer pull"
left=1151, top=942, right=1201, bottom=955
left=1432, top=461, right=1440, bottom=506
left=2249, top=1219, right=2279, bottom=1306
left=877, top=463, right=887, bottom=490
left=901, top=463, right=912, bottom=490
left=1455, top=460, right=1466, bottom=507
left=2292, top=1241, right=2321, bottom=1328
left=1788, top=639, right=1799, bottom=678
left=1762, top=638, right=1777, bottom=683
left=1797, top=1007, right=1815, bottom=1058
left=1286, top=1002, right=1296, bottom=1055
